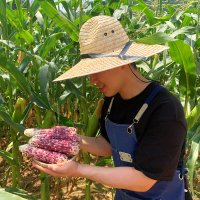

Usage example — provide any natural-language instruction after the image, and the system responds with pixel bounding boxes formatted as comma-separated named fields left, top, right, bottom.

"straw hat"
left=54, top=15, right=168, bottom=81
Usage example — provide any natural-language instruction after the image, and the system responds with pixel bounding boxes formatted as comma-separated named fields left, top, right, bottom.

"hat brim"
left=53, top=43, right=168, bottom=82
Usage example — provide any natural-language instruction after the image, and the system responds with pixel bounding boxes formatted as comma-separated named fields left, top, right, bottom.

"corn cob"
left=86, top=99, right=104, bottom=137
left=19, top=144, right=69, bottom=164
left=41, top=110, right=54, bottom=128
left=24, top=126, right=80, bottom=142
left=12, top=97, right=26, bottom=123
left=28, top=136, right=79, bottom=156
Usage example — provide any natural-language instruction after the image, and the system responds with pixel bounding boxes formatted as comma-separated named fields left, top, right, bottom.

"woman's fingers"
left=32, top=162, right=63, bottom=177
left=32, top=159, right=78, bottom=177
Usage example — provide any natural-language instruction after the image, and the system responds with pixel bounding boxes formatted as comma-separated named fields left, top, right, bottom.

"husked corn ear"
left=24, top=126, right=80, bottom=142
left=19, top=144, right=68, bottom=164
left=28, top=136, right=79, bottom=156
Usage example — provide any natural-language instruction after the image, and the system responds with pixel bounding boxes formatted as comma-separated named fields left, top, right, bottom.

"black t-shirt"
left=100, top=82, right=187, bottom=181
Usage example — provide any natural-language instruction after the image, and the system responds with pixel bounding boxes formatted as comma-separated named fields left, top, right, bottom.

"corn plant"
left=0, top=0, right=199, bottom=199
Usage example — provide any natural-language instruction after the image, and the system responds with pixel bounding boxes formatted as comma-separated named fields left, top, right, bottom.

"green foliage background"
left=0, top=0, right=199, bottom=199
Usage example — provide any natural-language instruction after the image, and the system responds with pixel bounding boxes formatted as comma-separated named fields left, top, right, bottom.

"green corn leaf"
left=0, top=150, right=15, bottom=165
left=12, top=98, right=26, bottom=123
left=168, top=40, right=197, bottom=100
left=191, top=127, right=200, bottom=144
left=46, top=0, right=56, bottom=7
left=60, top=1, right=75, bottom=21
left=56, top=114, right=74, bottom=127
left=6, top=7, right=33, bottom=44
left=0, top=58, right=32, bottom=95
left=58, top=90, right=71, bottom=104
left=96, top=157, right=113, bottom=167
left=195, top=38, right=200, bottom=49
left=41, top=110, right=55, bottom=128
left=181, top=13, right=193, bottom=27
left=15, top=0, right=25, bottom=27
left=30, top=90, right=51, bottom=110
left=0, top=40, right=16, bottom=49
left=86, top=99, right=104, bottom=137
left=0, top=93, right=5, bottom=105
left=130, top=0, right=155, bottom=25
left=0, top=0, right=8, bottom=39
left=20, top=102, right=34, bottom=125
left=58, top=80, right=83, bottom=104
left=17, top=30, right=34, bottom=45
left=19, top=56, right=32, bottom=72
left=29, top=0, right=40, bottom=18
left=39, top=0, right=79, bottom=42
left=187, top=104, right=200, bottom=130
left=187, top=123, right=200, bottom=140
left=154, top=14, right=173, bottom=21
left=6, top=8, right=23, bottom=30
left=38, top=65, right=50, bottom=95
left=187, top=129, right=200, bottom=194
left=166, top=4, right=176, bottom=15
left=0, top=40, right=49, bottom=64
left=170, top=26, right=195, bottom=38
left=0, top=188, right=37, bottom=200
left=37, top=32, right=65, bottom=59
left=0, top=108, right=25, bottom=133
left=135, top=32, right=175, bottom=45
left=113, top=5, right=128, bottom=19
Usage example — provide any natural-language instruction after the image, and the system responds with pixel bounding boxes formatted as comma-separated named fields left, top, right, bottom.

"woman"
left=32, top=15, right=190, bottom=200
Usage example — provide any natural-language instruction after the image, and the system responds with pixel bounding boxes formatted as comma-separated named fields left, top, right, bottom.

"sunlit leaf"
left=39, top=0, right=79, bottom=42
left=187, top=104, right=200, bottom=130
left=15, top=0, right=25, bottom=27
left=6, top=7, right=22, bottom=29
left=17, top=30, right=34, bottom=45
left=170, top=26, right=195, bottom=38
left=0, top=188, right=37, bottom=200
left=168, top=40, right=196, bottom=100
left=0, top=0, right=8, bottom=39
left=29, top=0, right=40, bottom=18
left=37, top=32, right=65, bottom=58
left=136, top=32, right=175, bottom=45
left=130, top=0, right=155, bottom=24
left=0, top=58, right=32, bottom=95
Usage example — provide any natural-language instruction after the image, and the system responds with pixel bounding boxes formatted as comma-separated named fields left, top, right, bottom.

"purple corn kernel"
left=19, top=144, right=69, bottom=164
left=28, top=137, right=80, bottom=156
left=24, top=126, right=80, bottom=143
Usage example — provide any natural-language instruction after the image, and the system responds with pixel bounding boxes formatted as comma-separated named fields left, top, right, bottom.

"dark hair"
left=129, top=62, right=137, bottom=69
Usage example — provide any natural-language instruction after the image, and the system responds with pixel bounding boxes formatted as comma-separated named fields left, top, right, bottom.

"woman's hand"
left=32, top=159, right=80, bottom=177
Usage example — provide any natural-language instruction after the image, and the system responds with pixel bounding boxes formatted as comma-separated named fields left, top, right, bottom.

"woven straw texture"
left=54, top=15, right=168, bottom=81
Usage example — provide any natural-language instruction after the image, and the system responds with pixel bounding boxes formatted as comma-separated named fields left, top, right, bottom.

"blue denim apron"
left=105, top=85, right=185, bottom=200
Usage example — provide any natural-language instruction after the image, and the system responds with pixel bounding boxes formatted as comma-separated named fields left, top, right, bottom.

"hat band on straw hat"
left=81, top=41, right=147, bottom=61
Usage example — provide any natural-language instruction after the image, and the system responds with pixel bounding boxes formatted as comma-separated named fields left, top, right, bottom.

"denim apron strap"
left=127, top=85, right=163, bottom=134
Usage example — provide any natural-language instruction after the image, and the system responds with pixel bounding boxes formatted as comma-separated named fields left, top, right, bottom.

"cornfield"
left=0, top=0, right=199, bottom=199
